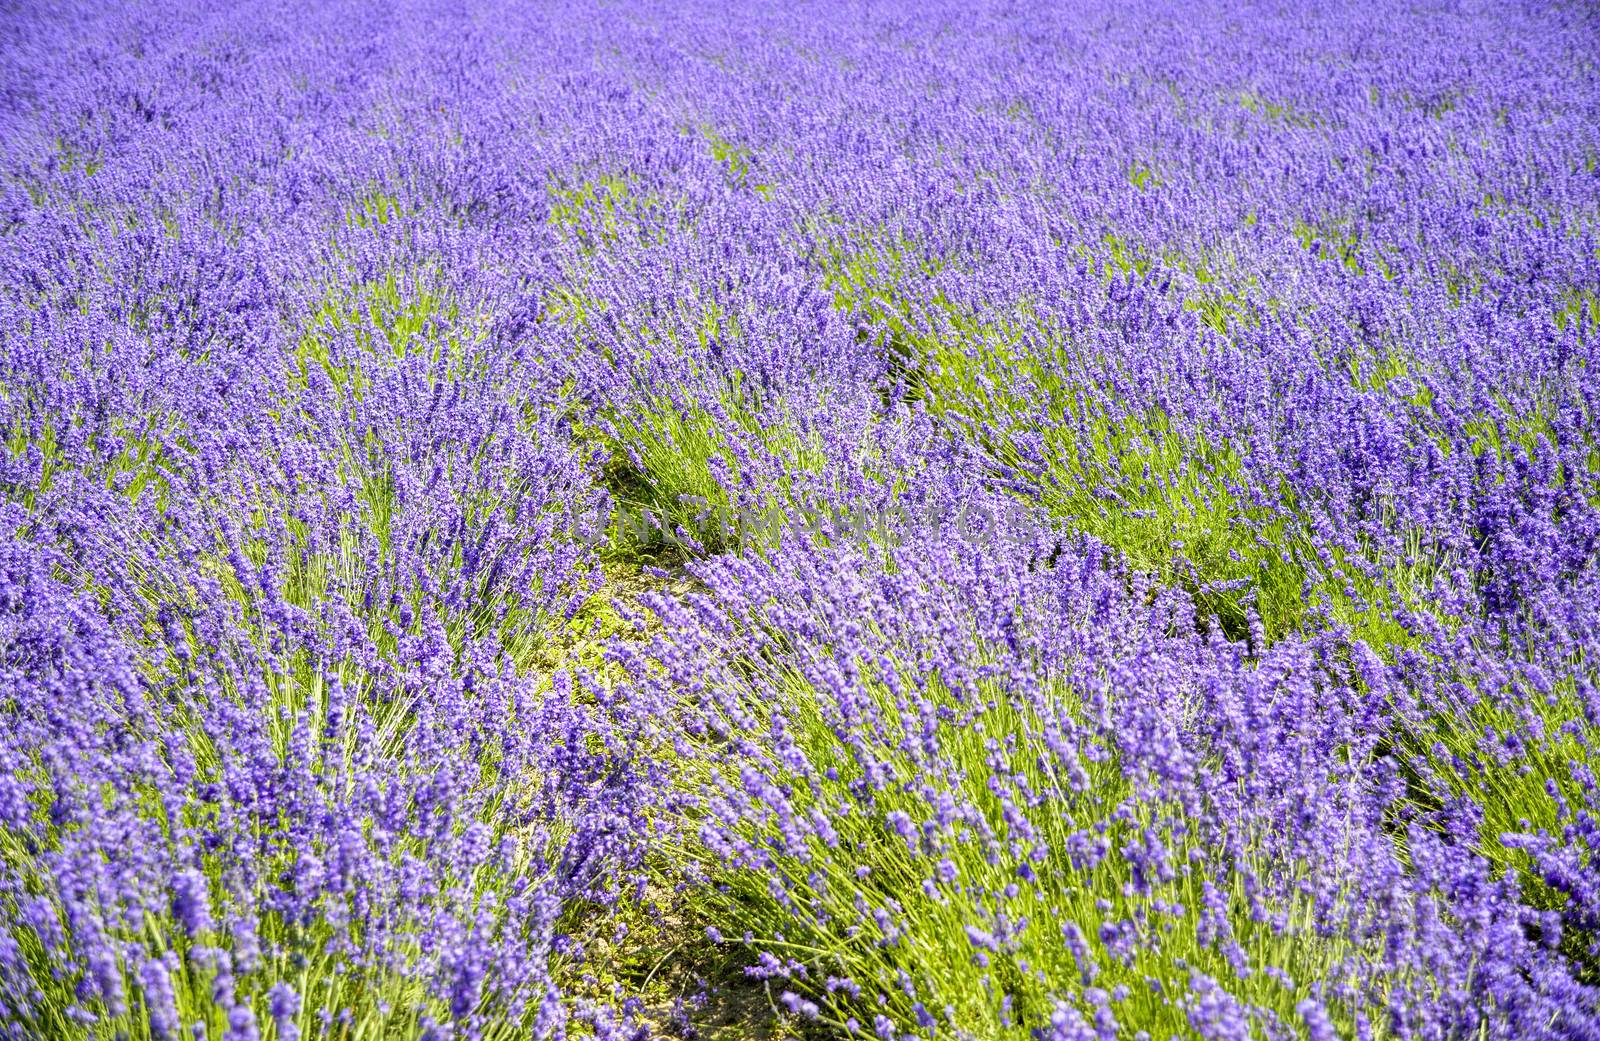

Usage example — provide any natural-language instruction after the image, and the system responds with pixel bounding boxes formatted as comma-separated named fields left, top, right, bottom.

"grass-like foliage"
left=625, top=531, right=1570, bottom=1038
left=4, top=1, right=1600, bottom=1038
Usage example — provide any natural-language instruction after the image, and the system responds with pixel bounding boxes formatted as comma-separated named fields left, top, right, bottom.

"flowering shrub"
left=2, top=0, right=1598, bottom=1037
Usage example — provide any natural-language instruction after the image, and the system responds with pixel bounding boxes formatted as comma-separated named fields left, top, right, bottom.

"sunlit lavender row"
left=2, top=1, right=1598, bottom=1038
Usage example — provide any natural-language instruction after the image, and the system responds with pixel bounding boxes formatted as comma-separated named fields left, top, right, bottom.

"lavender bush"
left=2, top=0, right=1597, bottom=1037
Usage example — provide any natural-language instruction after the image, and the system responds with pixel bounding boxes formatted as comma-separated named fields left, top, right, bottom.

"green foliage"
left=0, top=268, right=587, bottom=1039
left=291, top=266, right=489, bottom=394
left=702, top=129, right=774, bottom=198
left=52, top=135, right=104, bottom=178
left=1556, top=287, right=1600, bottom=339
left=670, top=648, right=1409, bottom=1039
left=1400, top=663, right=1600, bottom=980
left=344, top=187, right=405, bottom=230
left=1291, top=218, right=1384, bottom=278
left=817, top=230, right=949, bottom=400
left=1, top=819, right=571, bottom=1041
left=545, top=172, right=677, bottom=250
left=922, top=326, right=1419, bottom=643
left=1180, top=258, right=1262, bottom=335
left=1126, top=158, right=1163, bottom=192
left=595, top=380, right=827, bottom=559
left=1238, top=91, right=1320, bottom=129
left=815, top=233, right=1438, bottom=647
left=2, top=410, right=187, bottom=518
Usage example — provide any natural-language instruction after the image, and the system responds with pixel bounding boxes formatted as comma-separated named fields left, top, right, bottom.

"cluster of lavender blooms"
left=0, top=3, right=657, bottom=1037
left=626, top=520, right=1594, bottom=1038
left=2, top=0, right=1598, bottom=1038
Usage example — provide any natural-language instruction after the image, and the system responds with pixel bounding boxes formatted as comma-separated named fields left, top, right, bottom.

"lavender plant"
left=3, top=0, right=1598, bottom=1036
left=622, top=517, right=1592, bottom=1039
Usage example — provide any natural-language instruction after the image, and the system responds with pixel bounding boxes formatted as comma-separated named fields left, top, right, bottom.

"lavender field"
left=2, top=1, right=1598, bottom=1038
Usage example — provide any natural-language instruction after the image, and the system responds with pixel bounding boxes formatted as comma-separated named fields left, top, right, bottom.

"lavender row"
left=2, top=0, right=1598, bottom=1038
